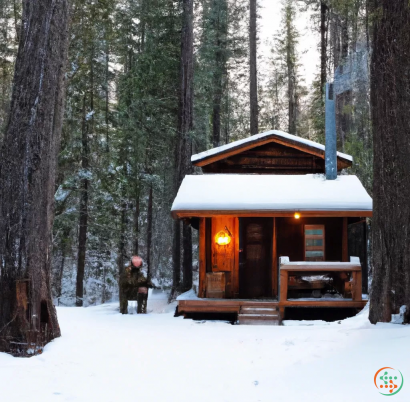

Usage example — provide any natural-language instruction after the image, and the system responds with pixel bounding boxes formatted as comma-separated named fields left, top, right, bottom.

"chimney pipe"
left=325, top=82, right=337, bottom=180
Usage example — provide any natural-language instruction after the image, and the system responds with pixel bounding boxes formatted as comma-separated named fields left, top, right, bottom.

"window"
left=304, top=225, right=325, bottom=261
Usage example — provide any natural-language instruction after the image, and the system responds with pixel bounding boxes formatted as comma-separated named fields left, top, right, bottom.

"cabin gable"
left=201, top=141, right=329, bottom=174
left=194, top=136, right=352, bottom=175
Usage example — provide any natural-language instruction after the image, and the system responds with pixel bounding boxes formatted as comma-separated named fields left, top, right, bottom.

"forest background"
left=0, top=0, right=373, bottom=306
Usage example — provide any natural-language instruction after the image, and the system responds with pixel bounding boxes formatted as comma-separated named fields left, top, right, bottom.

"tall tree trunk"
left=56, top=228, right=71, bottom=305
left=211, top=0, right=228, bottom=148
left=0, top=0, right=70, bottom=353
left=320, top=1, right=328, bottom=96
left=76, top=95, right=89, bottom=307
left=118, top=199, right=128, bottom=277
left=105, top=40, right=110, bottom=151
left=288, top=73, right=297, bottom=134
left=172, top=0, right=194, bottom=296
left=283, top=0, right=298, bottom=134
left=369, top=0, right=410, bottom=324
left=172, top=220, right=181, bottom=294
left=133, top=191, right=140, bottom=256
left=286, top=2, right=297, bottom=135
left=341, top=10, right=349, bottom=61
left=212, top=81, right=222, bottom=147
left=147, top=184, right=153, bottom=280
left=57, top=254, right=66, bottom=306
left=101, top=263, right=107, bottom=304
left=117, top=195, right=128, bottom=310
left=249, top=0, right=258, bottom=135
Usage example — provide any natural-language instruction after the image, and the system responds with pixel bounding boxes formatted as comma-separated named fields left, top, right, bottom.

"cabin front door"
left=239, top=218, right=272, bottom=298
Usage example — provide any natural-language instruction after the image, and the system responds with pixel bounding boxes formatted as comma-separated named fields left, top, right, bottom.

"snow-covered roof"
left=191, top=130, right=353, bottom=164
left=171, top=174, right=372, bottom=217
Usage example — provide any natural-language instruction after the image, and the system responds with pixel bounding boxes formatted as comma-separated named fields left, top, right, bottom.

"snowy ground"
left=1, top=291, right=409, bottom=402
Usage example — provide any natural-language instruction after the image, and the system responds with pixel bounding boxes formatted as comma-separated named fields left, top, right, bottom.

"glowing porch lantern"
left=294, top=212, right=301, bottom=219
left=216, top=230, right=231, bottom=246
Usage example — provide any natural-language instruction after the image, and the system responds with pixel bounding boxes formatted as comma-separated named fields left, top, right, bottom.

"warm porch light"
left=216, top=230, right=231, bottom=246
left=294, top=212, right=301, bottom=219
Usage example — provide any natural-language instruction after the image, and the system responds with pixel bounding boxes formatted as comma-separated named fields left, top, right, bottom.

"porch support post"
left=280, top=269, right=288, bottom=302
left=198, top=218, right=206, bottom=298
left=352, top=271, right=362, bottom=301
left=342, top=217, right=348, bottom=262
left=233, top=217, right=240, bottom=298
left=272, top=217, right=278, bottom=297
left=279, top=267, right=288, bottom=320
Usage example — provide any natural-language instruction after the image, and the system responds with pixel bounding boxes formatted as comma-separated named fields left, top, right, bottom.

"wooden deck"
left=177, top=298, right=367, bottom=314
left=178, top=299, right=282, bottom=325
left=178, top=299, right=279, bottom=314
left=178, top=261, right=368, bottom=324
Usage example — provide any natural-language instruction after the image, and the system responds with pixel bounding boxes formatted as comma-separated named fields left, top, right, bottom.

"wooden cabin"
left=171, top=130, right=372, bottom=324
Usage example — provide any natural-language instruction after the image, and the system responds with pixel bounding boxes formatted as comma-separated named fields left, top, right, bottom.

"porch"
left=177, top=259, right=367, bottom=324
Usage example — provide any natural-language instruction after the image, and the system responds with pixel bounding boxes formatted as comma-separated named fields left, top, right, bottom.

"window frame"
left=304, top=224, right=326, bottom=261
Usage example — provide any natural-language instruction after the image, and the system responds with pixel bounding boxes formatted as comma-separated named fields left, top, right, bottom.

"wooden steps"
left=238, top=305, right=280, bottom=325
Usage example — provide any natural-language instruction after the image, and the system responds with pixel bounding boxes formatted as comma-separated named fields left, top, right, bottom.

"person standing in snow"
left=119, top=256, right=153, bottom=314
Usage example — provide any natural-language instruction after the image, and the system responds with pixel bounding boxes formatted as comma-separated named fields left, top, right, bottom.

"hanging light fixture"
left=215, top=226, right=232, bottom=246
left=294, top=212, right=301, bottom=219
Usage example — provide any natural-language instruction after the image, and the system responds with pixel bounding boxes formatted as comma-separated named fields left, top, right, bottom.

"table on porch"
left=278, top=261, right=365, bottom=318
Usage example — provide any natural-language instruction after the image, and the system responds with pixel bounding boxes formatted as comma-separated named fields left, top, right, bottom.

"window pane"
left=305, top=229, right=323, bottom=235
left=306, top=239, right=323, bottom=247
left=305, top=251, right=324, bottom=257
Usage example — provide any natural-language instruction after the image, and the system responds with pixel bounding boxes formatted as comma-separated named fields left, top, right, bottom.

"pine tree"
left=263, top=0, right=305, bottom=135
left=0, top=0, right=70, bottom=354
left=249, top=0, right=259, bottom=135
left=194, top=0, right=248, bottom=148
left=0, top=0, right=20, bottom=140
left=369, top=0, right=410, bottom=324
left=172, top=0, right=195, bottom=295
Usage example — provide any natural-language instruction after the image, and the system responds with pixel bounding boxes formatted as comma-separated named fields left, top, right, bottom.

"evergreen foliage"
left=0, top=0, right=377, bottom=306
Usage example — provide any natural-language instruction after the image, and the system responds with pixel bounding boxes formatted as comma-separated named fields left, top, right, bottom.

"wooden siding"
left=277, top=217, right=344, bottom=263
left=211, top=216, right=236, bottom=273
left=198, top=141, right=351, bottom=174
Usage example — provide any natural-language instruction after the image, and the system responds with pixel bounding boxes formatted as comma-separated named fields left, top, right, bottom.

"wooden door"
left=239, top=218, right=272, bottom=298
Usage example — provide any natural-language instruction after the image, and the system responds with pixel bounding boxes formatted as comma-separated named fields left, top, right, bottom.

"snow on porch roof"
left=191, top=130, right=353, bottom=165
left=171, top=174, right=372, bottom=218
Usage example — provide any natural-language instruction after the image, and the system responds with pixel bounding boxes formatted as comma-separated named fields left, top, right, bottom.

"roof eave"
left=171, top=210, right=373, bottom=220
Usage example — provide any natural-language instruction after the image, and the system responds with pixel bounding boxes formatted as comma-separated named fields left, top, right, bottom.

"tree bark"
left=147, top=184, right=153, bottom=280
left=76, top=95, right=89, bottom=307
left=249, top=0, right=258, bottom=135
left=0, top=0, right=70, bottom=353
left=118, top=176, right=128, bottom=278
left=133, top=192, right=140, bottom=256
left=285, top=1, right=297, bottom=134
left=172, top=220, right=181, bottom=294
left=56, top=227, right=71, bottom=305
left=369, top=0, right=410, bottom=324
left=211, top=0, right=228, bottom=148
left=172, top=0, right=194, bottom=296
left=320, top=1, right=328, bottom=96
